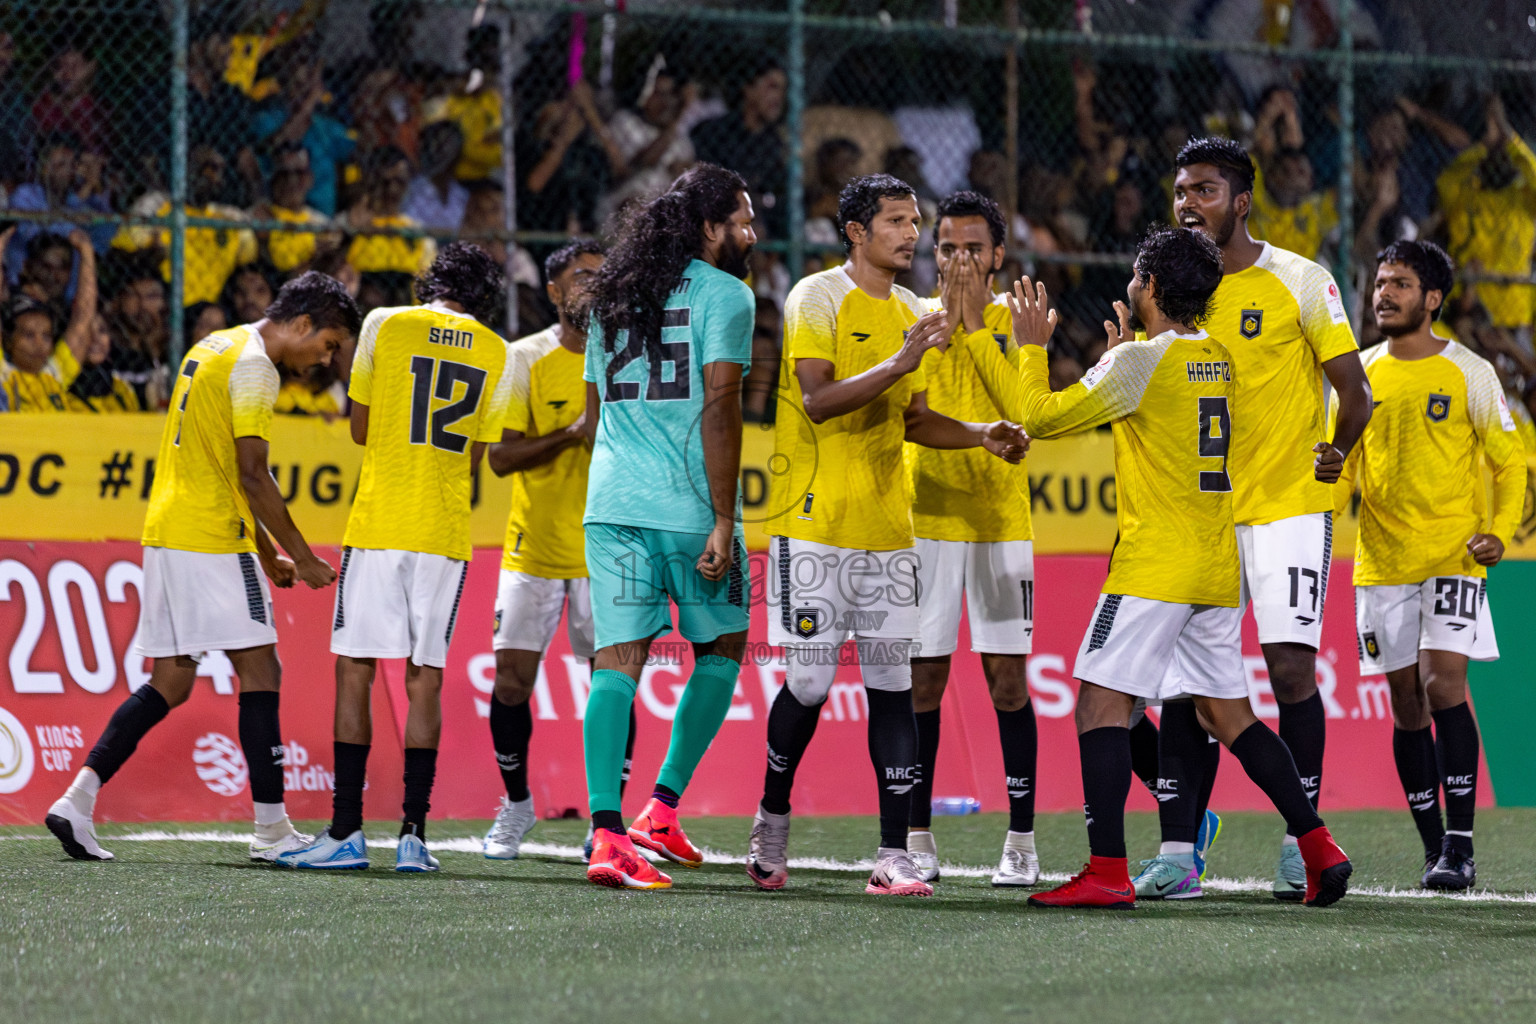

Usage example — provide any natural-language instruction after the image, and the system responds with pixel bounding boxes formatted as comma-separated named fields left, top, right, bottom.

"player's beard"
left=1207, top=204, right=1239, bottom=248
left=716, top=233, right=753, bottom=280
left=1376, top=297, right=1428, bottom=338
left=1126, top=305, right=1147, bottom=333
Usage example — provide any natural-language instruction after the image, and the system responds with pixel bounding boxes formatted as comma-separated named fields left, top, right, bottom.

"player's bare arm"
left=349, top=400, right=369, bottom=445
left=1315, top=352, right=1372, bottom=484
left=583, top=381, right=600, bottom=446
left=796, top=308, right=949, bottom=423
left=697, top=360, right=744, bottom=582
left=235, top=435, right=335, bottom=589
left=1467, top=533, right=1506, bottom=567
left=902, top=390, right=1028, bottom=462
left=487, top=419, right=585, bottom=476
left=252, top=521, right=296, bottom=589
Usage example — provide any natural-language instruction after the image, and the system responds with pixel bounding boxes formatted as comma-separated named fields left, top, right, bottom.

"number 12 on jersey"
left=408, top=355, right=487, bottom=454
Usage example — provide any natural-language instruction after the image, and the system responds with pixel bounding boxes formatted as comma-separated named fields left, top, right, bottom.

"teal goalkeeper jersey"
left=583, top=258, right=754, bottom=534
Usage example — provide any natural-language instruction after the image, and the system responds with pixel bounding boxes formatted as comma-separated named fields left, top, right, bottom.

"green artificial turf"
left=4, top=811, right=1535, bottom=1023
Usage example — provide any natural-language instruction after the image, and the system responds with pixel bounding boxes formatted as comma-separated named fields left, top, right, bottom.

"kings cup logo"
left=0, top=706, right=35, bottom=795
left=193, top=732, right=249, bottom=797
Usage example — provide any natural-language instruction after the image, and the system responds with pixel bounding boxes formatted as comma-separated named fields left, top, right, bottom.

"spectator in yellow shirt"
left=1250, top=150, right=1339, bottom=264
left=441, top=24, right=503, bottom=181
left=66, top=312, right=141, bottom=413
left=1, top=230, right=96, bottom=411
left=252, top=143, right=335, bottom=274
left=111, top=144, right=258, bottom=305
left=1436, top=96, right=1536, bottom=334
left=338, top=145, right=435, bottom=275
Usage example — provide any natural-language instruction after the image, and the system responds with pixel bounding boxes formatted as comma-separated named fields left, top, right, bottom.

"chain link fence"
left=4, top=1, right=1536, bottom=427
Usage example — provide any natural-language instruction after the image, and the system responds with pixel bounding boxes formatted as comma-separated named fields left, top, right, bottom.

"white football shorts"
left=136, top=546, right=278, bottom=658
left=767, top=536, right=920, bottom=648
left=1238, top=511, right=1333, bottom=649
left=492, top=570, right=594, bottom=660
left=914, top=537, right=1034, bottom=656
left=330, top=547, right=469, bottom=669
left=1356, top=575, right=1499, bottom=675
left=1074, top=592, right=1245, bottom=702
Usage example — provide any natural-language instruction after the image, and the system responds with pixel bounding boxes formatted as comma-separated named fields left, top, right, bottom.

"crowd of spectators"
left=3, top=8, right=1536, bottom=445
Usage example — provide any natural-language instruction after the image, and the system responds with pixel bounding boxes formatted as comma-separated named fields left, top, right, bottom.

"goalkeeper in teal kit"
left=578, top=164, right=757, bottom=890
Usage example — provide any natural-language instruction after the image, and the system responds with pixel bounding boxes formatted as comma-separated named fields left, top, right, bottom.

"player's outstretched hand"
left=260, top=552, right=297, bottom=589
left=981, top=420, right=1031, bottom=464
left=1103, top=300, right=1134, bottom=349
left=894, top=309, right=950, bottom=372
left=1312, top=441, right=1344, bottom=483
left=1468, top=533, right=1505, bottom=567
left=696, top=523, right=734, bottom=583
left=295, top=553, right=338, bottom=589
left=1007, top=276, right=1057, bottom=349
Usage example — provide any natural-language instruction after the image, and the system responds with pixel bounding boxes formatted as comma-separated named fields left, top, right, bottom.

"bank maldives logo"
left=192, top=732, right=248, bottom=797
left=0, top=706, right=35, bottom=794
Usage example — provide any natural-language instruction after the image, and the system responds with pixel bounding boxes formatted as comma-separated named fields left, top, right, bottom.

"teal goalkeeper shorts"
left=583, top=522, right=749, bottom=650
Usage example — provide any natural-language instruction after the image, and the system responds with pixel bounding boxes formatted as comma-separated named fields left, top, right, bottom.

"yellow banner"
left=4, top=415, right=1534, bottom=559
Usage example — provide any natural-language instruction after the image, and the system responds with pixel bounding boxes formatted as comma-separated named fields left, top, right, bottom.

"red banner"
left=0, top=542, right=1490, bottom=826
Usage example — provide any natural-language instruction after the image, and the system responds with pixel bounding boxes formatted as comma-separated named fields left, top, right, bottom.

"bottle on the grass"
left=931, top=796, right=981, bottom=815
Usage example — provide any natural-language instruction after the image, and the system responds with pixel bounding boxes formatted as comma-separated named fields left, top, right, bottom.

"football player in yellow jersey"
left=279, top=244, right=514, bottom=874
left=479, top=239, right=617, bottom=861
left=1132, top=137, right=1373, bottom=900
left=46, top=273, right=359, bottom=863
left=746, top=175, right=1028, bottom=898
left=999, top=228, right=1352, bottom=909
left=899, top=190, right=1042, bottom=887
left=1339, top=241, right=1526, bottom=891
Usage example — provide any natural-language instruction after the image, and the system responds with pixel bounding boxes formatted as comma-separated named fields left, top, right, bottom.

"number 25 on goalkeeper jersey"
left=343, top=304, right=513, bottom=560
left=972, top=329, right=1240, bottom=607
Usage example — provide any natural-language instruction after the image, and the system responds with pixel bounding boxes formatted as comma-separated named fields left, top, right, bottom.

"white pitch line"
left=6, top=828, right=1536, bottom=904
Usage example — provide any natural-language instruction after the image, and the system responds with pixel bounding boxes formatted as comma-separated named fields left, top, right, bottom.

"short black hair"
left=1134, top=226, right=1224, bottom=330
left=1176, top=136, right=1256, bottom=198
left=544, top=238, right=605, bottom=283
left=25, top=231, right=72, bottom=263
left=416, top=241, right=506, bottom=323
left=936, top=189, right=1005, bottom=249
left=3, top=294, right=55, bottom=337
left=1377, top=239, right=1455, bottom=320
left=836, top=174, right=917, bottom=254
left=264, top=270, right=363, bottom=336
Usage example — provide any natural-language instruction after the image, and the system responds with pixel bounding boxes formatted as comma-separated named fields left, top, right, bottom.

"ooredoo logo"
left=192, top=732, right=248, bottom=797
left=0, top=706, right=35, bottom=794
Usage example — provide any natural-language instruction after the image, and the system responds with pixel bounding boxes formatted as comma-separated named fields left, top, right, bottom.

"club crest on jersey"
left=793, top=608, right=821, bottom=639
left=1426, top=394, right=1451, bottom=422
left=1363, top=631, right=1380, bottom=659
left=1240, top=309, right=1263, bottom=339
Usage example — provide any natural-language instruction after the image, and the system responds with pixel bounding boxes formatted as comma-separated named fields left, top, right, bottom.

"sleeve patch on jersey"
left=1426, top=393, right=1451, bottom=422
left=1324, top=280, right=1348, bottom=324
left=1240, top=309, right=1263, bottom=339
left=1497, top=391, right=1518, bottom=432
left=1081, top=350, right=1117, bottom=391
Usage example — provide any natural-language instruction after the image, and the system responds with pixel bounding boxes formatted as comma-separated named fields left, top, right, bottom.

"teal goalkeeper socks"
left=654, top=656, right=741, bottom=798
left=584, top=670, right=639, bottom=816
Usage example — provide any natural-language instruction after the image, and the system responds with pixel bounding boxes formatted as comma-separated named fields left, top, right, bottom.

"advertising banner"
left=1, top=541, right=1492, bottom=827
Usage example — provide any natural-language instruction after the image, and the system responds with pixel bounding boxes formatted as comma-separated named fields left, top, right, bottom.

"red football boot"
left=1297, top=826, right=1352, bottom=907
left=587, top=828, right=672, bottom=890
left=628, top=798, right=704, bottom=868
left=1027, top=855, right=1135, bottom=909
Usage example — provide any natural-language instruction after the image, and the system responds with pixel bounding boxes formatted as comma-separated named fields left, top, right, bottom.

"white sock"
left=1282, top=834, right=1300, bottom=848
left=253, top=802, right=288, bottom=827
left=1446, top=829, right=1473, bottom=838
left=64, top=768, right=101, bottom=814
left=1160, top=841, right=1195, bottom=856
left=1004, top=830, right=1035, bottom=851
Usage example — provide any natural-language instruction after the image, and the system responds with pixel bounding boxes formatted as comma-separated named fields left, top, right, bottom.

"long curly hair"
left=584, top=163, right=746, bottom=362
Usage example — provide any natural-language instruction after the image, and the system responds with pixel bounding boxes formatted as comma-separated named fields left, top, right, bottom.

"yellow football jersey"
left=345, top=214, right=437, bottom=275
left=266, top=205, right=330, bottom=273
left=1338, top=341, right=1527, bottom=585
left=501, top=327, right=590, bottom=579
left=1, top=341, right=80, bottom=412
left=344, top=305, right=513, bottom=560
left=767, top=266, right=932, bottom=551
left=112, top=202, right=258, bottom=305
left=1436, top=135, right=1536, bottom=329
left=987, top=330, right=1239, bottom=606
left=907, top=296, right=1031, bottom=542
left=142, top=325, right=279, bottom=553
left=1205, top=243, right=1357, bottom=526
left=1249, top=164, right=1339, bottom=264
